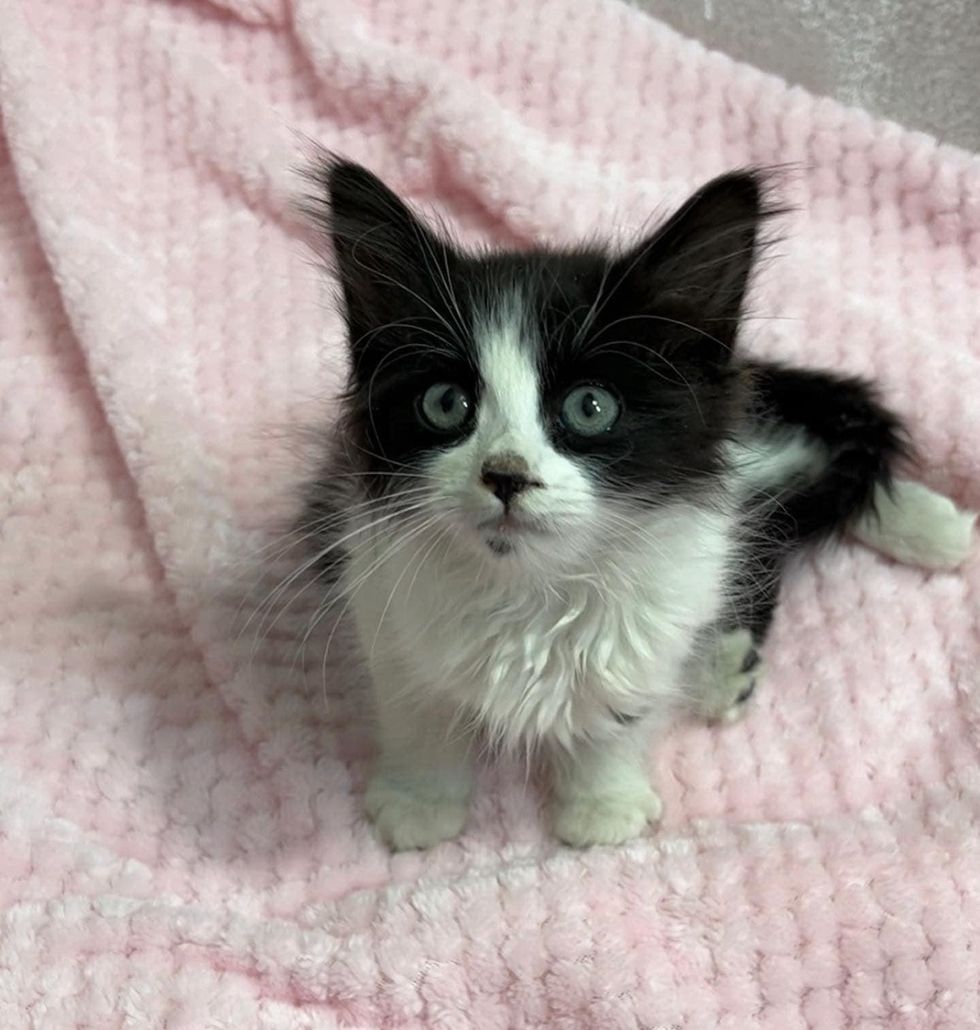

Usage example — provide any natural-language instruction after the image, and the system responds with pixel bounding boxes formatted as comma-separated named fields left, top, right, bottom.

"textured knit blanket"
left=1, top=1, right=979, bottom=1027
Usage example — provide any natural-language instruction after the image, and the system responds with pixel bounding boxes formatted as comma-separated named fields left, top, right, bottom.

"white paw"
left=365, top=774, right=469, bottom=851
left=553, top=786, right=663, bottom=848
left=700, top=628, right=762, bottom=723
left=851, top=480, right=976, bottom=571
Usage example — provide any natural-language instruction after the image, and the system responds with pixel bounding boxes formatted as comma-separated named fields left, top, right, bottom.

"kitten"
left=297, top=158, right=973, bottom=850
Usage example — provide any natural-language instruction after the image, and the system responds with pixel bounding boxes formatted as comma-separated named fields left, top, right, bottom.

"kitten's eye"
left=418, top=382, right=473, bottom=433
left=560, top=384, right=621, bottom=436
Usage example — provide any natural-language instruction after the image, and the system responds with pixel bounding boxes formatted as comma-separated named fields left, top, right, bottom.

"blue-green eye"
left=560, top=384, right=621, bottom=436
left=419, top=382, right=473, bottom=432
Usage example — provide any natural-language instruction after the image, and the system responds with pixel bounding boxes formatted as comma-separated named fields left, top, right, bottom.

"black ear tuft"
left=618, top=169, right=785, bottom=360
left=302, top=155, right=452, bottom=356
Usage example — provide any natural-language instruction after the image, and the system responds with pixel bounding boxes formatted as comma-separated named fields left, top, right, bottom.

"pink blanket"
left=1, top=0, right=978, bottom=1026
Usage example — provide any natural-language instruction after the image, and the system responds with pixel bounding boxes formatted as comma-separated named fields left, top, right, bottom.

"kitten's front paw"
left=365, top=774, right=469, bottom=851
left=553, top=786, right=663, bottom=848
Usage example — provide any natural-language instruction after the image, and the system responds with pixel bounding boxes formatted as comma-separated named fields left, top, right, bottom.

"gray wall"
left=631, top=0, right=980, bottom=151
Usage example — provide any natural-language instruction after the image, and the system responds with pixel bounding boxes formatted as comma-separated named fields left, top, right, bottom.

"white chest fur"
left=348, top=501, right=735, bottom=751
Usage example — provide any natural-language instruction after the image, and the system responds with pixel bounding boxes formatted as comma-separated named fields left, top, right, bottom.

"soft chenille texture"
left=0, top=0, right=979, bottom=1027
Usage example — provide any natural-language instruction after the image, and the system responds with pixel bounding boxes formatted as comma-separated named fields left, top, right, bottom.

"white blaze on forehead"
left=473, top=299, right=545, bottom=451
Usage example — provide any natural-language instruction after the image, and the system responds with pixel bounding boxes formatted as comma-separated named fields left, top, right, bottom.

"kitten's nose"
left=480, top=454, right=539, bottom=507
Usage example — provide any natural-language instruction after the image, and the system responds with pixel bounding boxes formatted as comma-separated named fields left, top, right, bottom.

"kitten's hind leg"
left=851, top=479, right=975, bottom=570
left=689, top=539, right=784, bottom=724
left=695, top=360, right=907, bottom=724
left=690, top=627, right=765, bottom=724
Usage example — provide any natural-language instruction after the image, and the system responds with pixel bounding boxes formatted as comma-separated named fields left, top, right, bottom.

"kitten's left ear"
left=618, top=170, right=779, bottom=357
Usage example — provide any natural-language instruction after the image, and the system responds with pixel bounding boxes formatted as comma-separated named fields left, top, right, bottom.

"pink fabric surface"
left=1, top=0, right=979, bottom=1026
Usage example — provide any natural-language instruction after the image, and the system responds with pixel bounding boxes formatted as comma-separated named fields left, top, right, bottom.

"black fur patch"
left=723, top=361, right=908, bottom=643
left=303, top=156, right=783, bottom=506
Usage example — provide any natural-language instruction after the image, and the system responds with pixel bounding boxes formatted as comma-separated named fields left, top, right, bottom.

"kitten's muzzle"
left=480, top=454, right=543, bottom=508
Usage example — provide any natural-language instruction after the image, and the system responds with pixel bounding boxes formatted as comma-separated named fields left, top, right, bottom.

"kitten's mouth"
left=478, top=512, right=546, bottom=535
left=478, top=512, right=549, bottom=555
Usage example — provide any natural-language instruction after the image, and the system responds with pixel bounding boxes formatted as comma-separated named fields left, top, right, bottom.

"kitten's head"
left=311, top=158, right=774, bottom=568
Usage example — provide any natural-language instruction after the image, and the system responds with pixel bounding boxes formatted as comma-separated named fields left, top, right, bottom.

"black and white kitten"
left=299, top=158, right=974, bottom=850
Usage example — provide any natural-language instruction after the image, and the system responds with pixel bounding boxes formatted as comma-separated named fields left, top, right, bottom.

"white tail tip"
left=851, top=480, right=976, bottom=571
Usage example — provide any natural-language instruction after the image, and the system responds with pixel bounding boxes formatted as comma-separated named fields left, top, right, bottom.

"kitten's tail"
left=851, top=480, right=976, bottom=571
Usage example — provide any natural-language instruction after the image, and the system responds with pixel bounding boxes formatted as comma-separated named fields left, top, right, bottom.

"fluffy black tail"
left=728, top=361, right=907, bottom=641
left=744, top=361, right=907, bottom=542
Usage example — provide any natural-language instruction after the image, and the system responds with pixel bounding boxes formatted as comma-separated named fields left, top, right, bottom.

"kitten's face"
left=314, top=160, right=768, bottom=567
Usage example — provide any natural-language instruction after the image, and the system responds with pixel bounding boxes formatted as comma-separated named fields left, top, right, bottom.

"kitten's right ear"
left=305, top=157, right=451, bottom=349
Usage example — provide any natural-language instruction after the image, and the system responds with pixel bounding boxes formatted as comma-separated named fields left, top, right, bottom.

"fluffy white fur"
left=348, top=303, right=977, bottom=851
left=352, top=303, right=741, bottom=849
left=852, top=479, right=976, bottom=570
